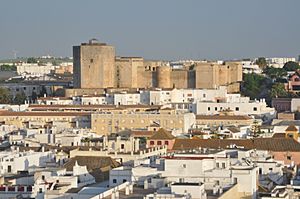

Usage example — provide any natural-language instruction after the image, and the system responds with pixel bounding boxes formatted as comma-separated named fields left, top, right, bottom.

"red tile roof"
left=172, top=138, right=300, bottom=152
left=285, top=125, right=298, bottom=132
left=0, top=111, right=90, bottom=117
left=196, top=115, right=252, bottom=120
left=149, top=128, right=175, bottom=140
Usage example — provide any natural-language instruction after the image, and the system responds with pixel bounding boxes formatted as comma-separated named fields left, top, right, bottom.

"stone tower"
left=73, top=39, right=115, bottom=89
left=156, top=66, right=171, bottom=88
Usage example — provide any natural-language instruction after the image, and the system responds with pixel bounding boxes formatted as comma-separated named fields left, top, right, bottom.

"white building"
left=16, top=63, right=57, bottom=76
left=109, top=166, right=161, bottom=187
left=37, top=97, right=73, bottom=105
left=241, top=61, right=262, bottom=74
left=145, top=183, right=207, bottom=199
left=79, top=95, right=111, bottom=105
left=0, top=149, right=54, bottom=175
left=147, top=87, right=227, bottom=105
left=114, top=92, right=141, bottom=105
left=34, top=161, right=95, bottom=199
left=195, top=98, right=275, bottom=118
left=109, top=149, right=266, bottom=199
left=266, top=57, right=296, bottom=68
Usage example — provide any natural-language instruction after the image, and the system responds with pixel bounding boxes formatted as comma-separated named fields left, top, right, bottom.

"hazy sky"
left=1, top=0, right=299, bottom=60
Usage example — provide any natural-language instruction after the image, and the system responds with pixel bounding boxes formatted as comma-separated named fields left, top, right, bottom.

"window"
left=90, top=59, right=93, bottom=63
left=150, top=141, right=155, bottom=145
left=42, top=175, right=45, bottom=180
left=121, top=144, right=125, bottom=149
left=203, top=94, right=206, bottom=98
left=7, top=165, right=11, bottom=173
left=222, top=162, right=226, bottom=168
left=113, top=179, right=117, bottom=183
left=165, top=141, right=169, bottom=145
left=123, top=179, right=127, bottom=183
left=269, top=168, right=273, bottom=172
left=208, top=107, right=211, bottom=111
left=157, top=141, right=162, bottom=145
left=253, top=107, right=257, bottom=111
left=233, top=177, right=237, bottom=184
left=183, top=164, right=186, bottom=168
left=216, top=163, right=219, bottom=168
left=287, top=156, right=292, bottom=160
left=215, top=107, right=217, bottom=111
left=235, top=107, right=239, bottom=111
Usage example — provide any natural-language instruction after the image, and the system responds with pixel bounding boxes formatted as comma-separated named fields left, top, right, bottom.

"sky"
left=0, top=0, right=299, bottom=60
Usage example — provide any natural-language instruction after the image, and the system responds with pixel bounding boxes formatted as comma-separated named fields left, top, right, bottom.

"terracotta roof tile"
left=0, top=111, right=90, bottom=117
left=172, top=138, right=300, bottom=152
left=272, top=133, right=286, bottom=138
left=196, top=115, right=252, bottom=120
left=149, top=128, right=175, bottom=140
left=285, top=125, right=298, bottom=132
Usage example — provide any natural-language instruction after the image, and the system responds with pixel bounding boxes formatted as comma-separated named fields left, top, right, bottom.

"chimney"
left=125, top=184, right=130, bottom=195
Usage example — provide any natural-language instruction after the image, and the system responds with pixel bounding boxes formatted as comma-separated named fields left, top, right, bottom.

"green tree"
left=0, top=88, right=11, bottom=104
left=27, top=57, right=37, bottom=63
left=52, top=60, right=58, bottom=66
left=0, top=64, right=17, bottom=71
left=53, top=88, right=65, bottom=97
left=242, top=73, right=266, bottom=99
left=263, top=66, right=287, bottom=80
left=283, top=61, right=300, bottom=71
left=251, top=120, right=261, bottom=137
left=270, top=83, right=288, bottom=98
left=255, top=57, right=267, bottom=69
left=13, top=92, right=27, bottom=105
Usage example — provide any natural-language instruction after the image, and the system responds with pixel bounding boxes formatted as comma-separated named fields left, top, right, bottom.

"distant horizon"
left=0, top=53, right=299, bottom=63
left=1, top=0, right=299, bottom=60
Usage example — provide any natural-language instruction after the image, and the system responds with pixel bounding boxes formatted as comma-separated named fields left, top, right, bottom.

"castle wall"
left=157, top=66, right=171, bottom=88
left=195, top=64, right=217, bottom=89
left=137, top=68, right=156, bottom=88
left=115, top=57, right=143, bottom=88
left=170, top=70, right=189, bottom=89
left=73, top=41, right=242, bottom=92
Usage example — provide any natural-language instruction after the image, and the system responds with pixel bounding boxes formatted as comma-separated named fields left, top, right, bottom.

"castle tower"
left=73, top=39, right=115, bottom=89
left=156, top=66, right=171, bottom=88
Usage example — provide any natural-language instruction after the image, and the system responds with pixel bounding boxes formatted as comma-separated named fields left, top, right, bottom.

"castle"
left=69, top=39, right=242, bottom=96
